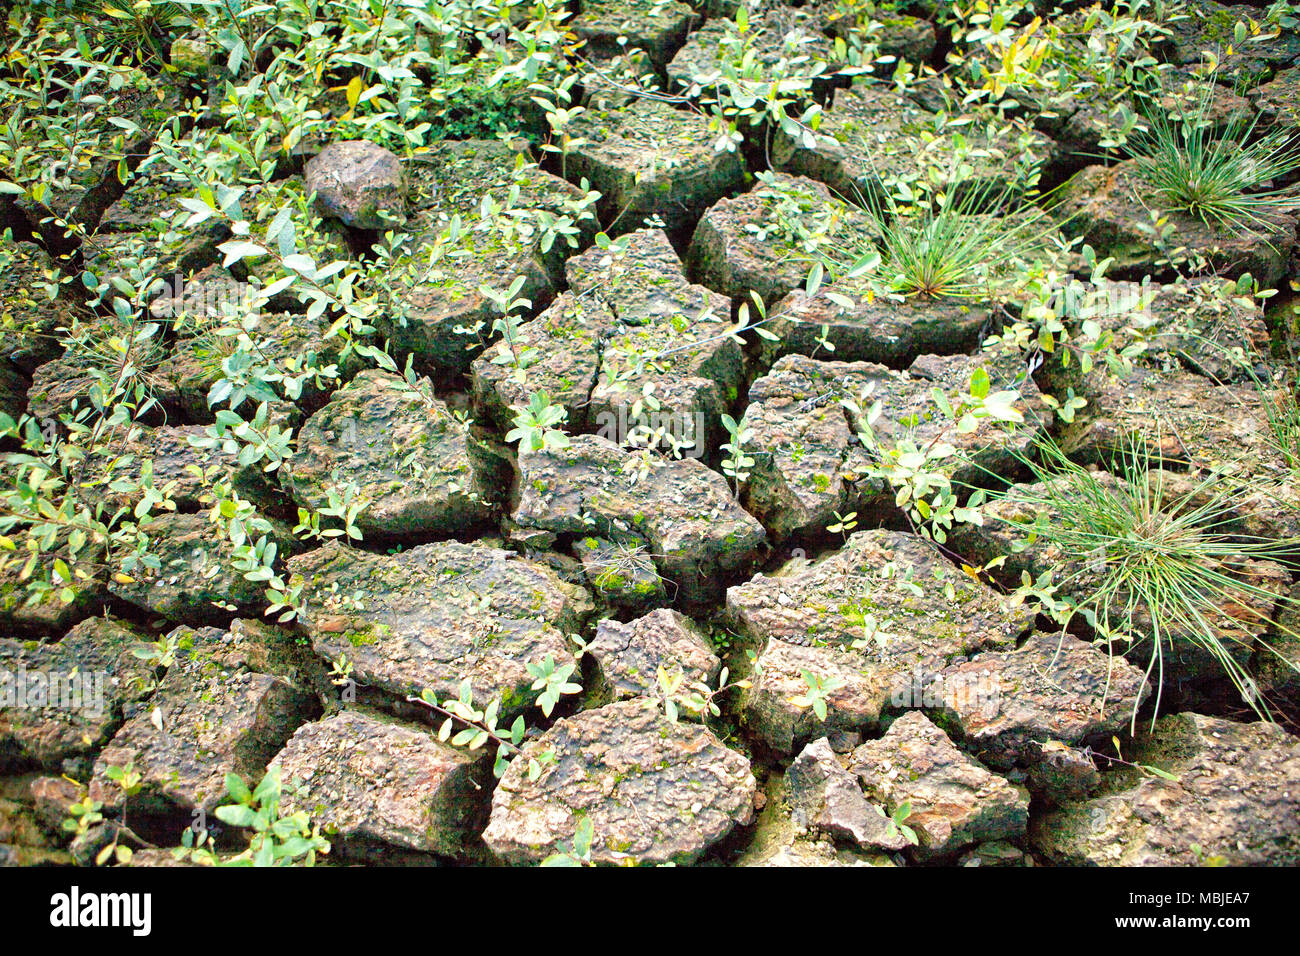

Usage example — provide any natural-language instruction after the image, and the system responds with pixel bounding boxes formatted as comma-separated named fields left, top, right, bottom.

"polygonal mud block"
left=850, top=711, right=1029, bottom=860
left=514, top=434, right=767, bottom=604
left=482, top=699, right=756, bottom=864
left=565, top=99, right=746, bottom=233
left=287, top=540, right=592, bottom=716
left=108, top=512, right=299, bottom=624
left=90, top=624, right=318, bottom=813
left=1054, top=160, right=1299, bottom=287
left=273, top=708, right=490, bottom=859
left=565, top=228, right=745, bottom=456
left=572, top=0, right=696, bottom=67
left=284, top=369, right=502, bottom=537
left=774, top=82, right=1055, bottom=206
left=0, top=617, right=154, bottom=772
left=1032, top=712, right=1300, bottom=865
left=728, top=529, right=1030, bottom=752
left=687, top=172, right=878, bottom=304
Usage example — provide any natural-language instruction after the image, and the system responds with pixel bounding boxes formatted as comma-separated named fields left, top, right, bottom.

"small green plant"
left=178, top=769, right=330, bottom=867
left=827, top=510, right=858, bottom=542
left=506, top=391, right=571, bottom=453
left=791, top=670, right=846, bottom=720
left=878, top=800, right=919, bottom=847
left=526, top=654, right=583, bottom=717
left=584, top=539, right=668, bottom=596
left=656, top=664, right=750, bottom=722
left=847, top=367, right=1020, bottom=542
left=720, top=412, right=755, bottom=494
left=63, top=761, right=144, bottom=865
left=130, top=631, right=183, bottom=669
left=412, top=671, right=577, bottom=780
left=540, top=816, right=595, bottom=867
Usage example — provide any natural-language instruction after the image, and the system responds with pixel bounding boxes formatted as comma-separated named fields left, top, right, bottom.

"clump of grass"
left=1125, top=83, right=1300, bottom=231
left=1236, top=360, right=1300, bottom=478
left=874, top=195, right=1050, bottom=300
left=824, top=177, right=1066, bottom=301
left=1000, top=435, right=1299, bottom=723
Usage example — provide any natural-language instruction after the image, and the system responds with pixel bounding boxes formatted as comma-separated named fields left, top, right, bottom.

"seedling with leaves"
left=720, top=413, right=756, bottom=495
left=526, top=654, right=584, bottom=717
left=790, top=669, right=847, bottom=721
left=179, top=769, right=329, bottom=867
left=878, top=800, right=919, bottom=847
left=506, top=391, right=571, bottom=453
left=412, top=675, right=571, bottom=781
left=540, top=816, right=595, bottom=867
left=656, top=664, right=750, bottom=723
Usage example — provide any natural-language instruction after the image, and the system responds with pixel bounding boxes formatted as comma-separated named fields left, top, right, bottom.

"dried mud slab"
left=79, top=423, right=280, bottom=514
left=482, top=698, right=756, bottom=865
left=818, top=3, right=937, bottom=64
left=156, top=309, right=355, bottom=423
left=572, top=0, right=695, bottom=67
left=27, top=337, right=181, bottom=426
left=565, top=228, right=745, bottom=453
left=284, top=369, right=501, bottom=537
left=764, top=287, right=992, bottom=368
left=89, top=624, right=318, bottom=813
left=287, top=540, right=592, bottom=715
left=668, top=7, right=839, bottom=98
left=471, top=292, right=618, bottom=432
left=686, top=172, right=877, bottom=304
left=0, top=549, right=111, bottom=636
left=13, top=66, right=180, bottom=236
left=1163, top=2, right=1300, bottom=88
left=304, top=140, right=406, bottom=230
left=1040, top=276, right=1273, bottom=389
left=786, top=736, right=911, bottom=852
left=1033, top=712, right=1300, bottom=865
left=0, top=618, right=153, bottom=772
left=742, top=354, right=882, bottom=541
left=587, top=608, right=721, bottom=705
left=1257, top=583, right=1300, bottom=712
left=928, top=631, right=1150, bottom=769
left=1054, top=160, right=1299, bottom=287
left=272, top=708, right=490, bottom=859
left=1057, top=363, right=1288, bottom=474
left=0, top=363, right=25, bottom=423
left=774, top=82, right=1054, bottom=205
left=377, top=140, right=591, bottom=372
left=850, top=711, right=1029, bottom=860
left=741, top=351, right=1044, bottom=541
left=108, top=512, right=299, bottom=624
left=727, top=529, right=1030, bottom=752
left=1, top=244, right=79, bottom=375
left=1253, top=65, right=1300, bottom=130
left=565, top=99, right=745, bottom=232
left=81, top=159, right=235, bottom=301
left=513, top=434, right=767, bottom=604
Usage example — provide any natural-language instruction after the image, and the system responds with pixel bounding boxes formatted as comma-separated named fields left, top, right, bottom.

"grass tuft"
left=1126, top=82, right=1300, bottom=231
left=996, top=434, right=1300, bottom=723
